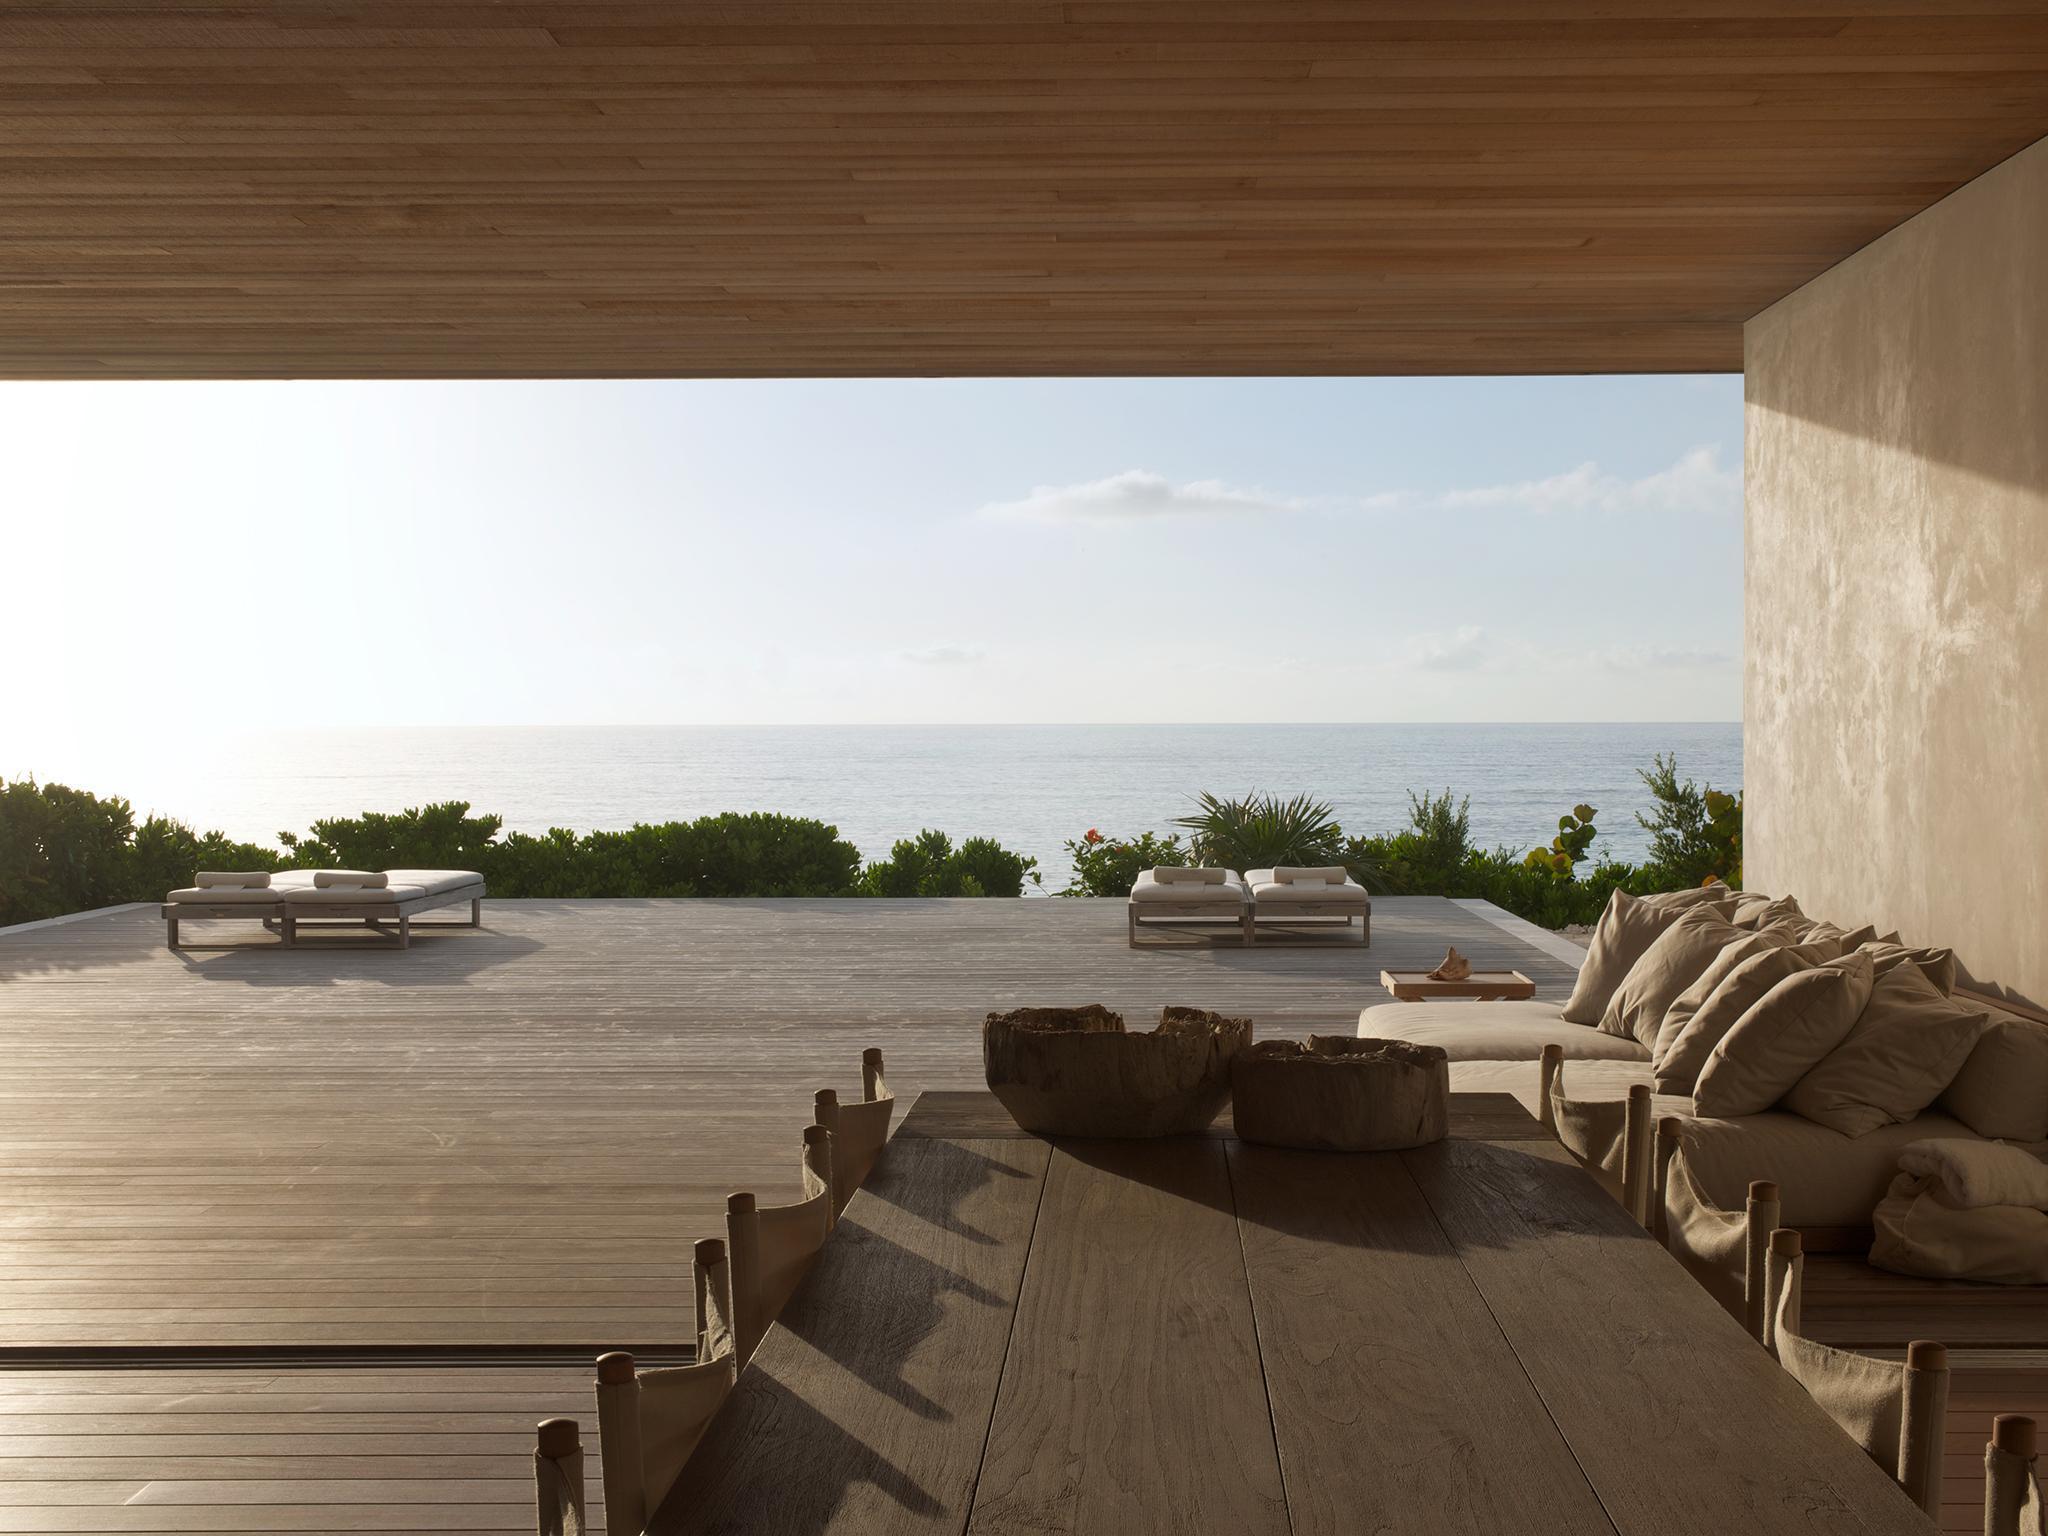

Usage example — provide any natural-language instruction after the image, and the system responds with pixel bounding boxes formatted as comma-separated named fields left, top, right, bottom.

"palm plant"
left=1173, top=791, right=1343, bottom=871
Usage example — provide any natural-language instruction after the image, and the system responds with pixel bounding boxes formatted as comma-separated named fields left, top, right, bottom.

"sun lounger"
left=162, top=868, right=485, bottom=949
left=1127, top=867, right=1251, bottom=946
left=1245, top=866, right=1371, bottom=946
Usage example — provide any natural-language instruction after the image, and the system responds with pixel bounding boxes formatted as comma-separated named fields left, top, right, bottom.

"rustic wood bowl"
left=982, top=1004, right=1252, bottom=1137
left=1230, top=1036, right=1450, bottom=1151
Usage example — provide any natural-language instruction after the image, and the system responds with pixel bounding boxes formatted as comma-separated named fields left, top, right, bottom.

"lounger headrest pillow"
left=195, top=871, right=271, bottom=889
left=313, top=870, right=390, bottom=889
left=1155, top=867, right=1227, bottom=885
left=1275, top=866, right=1346, bottom=885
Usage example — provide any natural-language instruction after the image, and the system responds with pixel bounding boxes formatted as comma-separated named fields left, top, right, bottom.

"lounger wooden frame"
left=1126, top=894, right=1252, bottom=948
left=161, top=883, right=485, bottom=950
left=1246, top=895, right=1371, bottom=947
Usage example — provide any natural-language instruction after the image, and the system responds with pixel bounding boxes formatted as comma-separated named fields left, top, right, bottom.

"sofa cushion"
left=1728, top=893, right=1802, bottom=930
left=1675, top=1108, right=1990, bottom=1226
left=1599, top=905, right=1748, bottom=1048
left=1940, top=1006, right=2048, bottom=1143
left=1694, top=952, right=1875, bottom=1118
left=1357, top=1001, right=1648, bottom=1063
left=381, top=869, right=486, bottom=898
left=1859, top=936, right=1959, bottom=996
left=1638, top=882, right=1735, bottom=912
left=1655, top=941, right=1829, bottom=1094
left=1562, top=890, right=1709, bottom=1026
left=1129, top=869, right=1247, bottom=905
left=282, top=883, right=428, bottom=905
left=1650, top=930, right=1792, bottom=1068
left=1780, top=963, right=1987, bottom=1137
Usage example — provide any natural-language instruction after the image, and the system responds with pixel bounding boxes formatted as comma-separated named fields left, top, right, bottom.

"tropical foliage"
left=1058, top=828, right=1189, bottom=898
left=0, top=780, right=1032, bottom=924
left=1171, top=791, right=1343, bottom=872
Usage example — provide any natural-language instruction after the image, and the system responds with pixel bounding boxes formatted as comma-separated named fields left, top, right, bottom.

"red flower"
left=1084, top=828, right=1103, bottom=844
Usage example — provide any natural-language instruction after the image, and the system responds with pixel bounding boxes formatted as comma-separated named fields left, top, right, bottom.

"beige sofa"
left=1360, top=932, right=2048, bottom=1316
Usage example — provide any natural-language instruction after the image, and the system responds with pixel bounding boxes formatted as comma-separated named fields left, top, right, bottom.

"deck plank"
left=0, top=896, right=1570, bottom=1350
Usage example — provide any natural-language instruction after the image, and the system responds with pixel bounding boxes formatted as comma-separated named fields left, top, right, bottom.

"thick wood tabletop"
left=655, top=1091, right=1933, bottom=1536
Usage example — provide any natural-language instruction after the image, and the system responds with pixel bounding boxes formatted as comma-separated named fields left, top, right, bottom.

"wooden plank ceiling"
left=3, top=2, right=2048, bottom=379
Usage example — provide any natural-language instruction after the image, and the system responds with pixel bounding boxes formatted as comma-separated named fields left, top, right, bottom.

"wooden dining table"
left=654, top=1090, right=1934, bottom=1535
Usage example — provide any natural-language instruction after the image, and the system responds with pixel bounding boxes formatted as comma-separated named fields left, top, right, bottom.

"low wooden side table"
left=1378, top=969, right=1536, bottom=1002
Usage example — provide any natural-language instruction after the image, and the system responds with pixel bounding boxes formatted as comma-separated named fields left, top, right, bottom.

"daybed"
left=1126, top=868, right=1250, bottom=946
left=1362, top=885, right=2048, bottom=1320
left=162, top=868, right=486, bottom=949
left=1243, top=866, right=1371, bottom=945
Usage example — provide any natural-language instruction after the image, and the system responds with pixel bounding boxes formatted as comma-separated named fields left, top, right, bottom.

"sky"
left=0, top=373, right=1742, bottom=761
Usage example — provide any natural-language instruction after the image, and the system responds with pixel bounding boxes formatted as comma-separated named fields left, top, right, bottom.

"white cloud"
left=977, top=446, right=1737, bottom=527
left=977, top=470, right=1307, bottom=523
left=1432, top=446, right=1738, bottom=518
left=1394, top=626, right=1491, bottom=672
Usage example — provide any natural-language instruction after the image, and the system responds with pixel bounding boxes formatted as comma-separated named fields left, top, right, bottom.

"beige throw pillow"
left=1653, top=940, right=1834, bottom=1094
left=1562, top=890, right=1696, bottom=1026
left=1780, top=963, right=1987, bottom=1136
left=1940, top=1016, right=2048, bottom=1142
left=1728, top=893, right=1801, bottom=930
left=1638, top=882, right=1734, bottom=912
left=1600, top=906, right=1748, bottom=1048
left=1650, top=929, right=1790, bottom=1066
left=1693, top=953, right=1875, bottom=1118
left=1859, top=936, right=1959, bottom=996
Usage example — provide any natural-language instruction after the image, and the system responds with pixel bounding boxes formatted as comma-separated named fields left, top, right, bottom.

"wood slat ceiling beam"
left=3, top=3, right=2047, bottom=378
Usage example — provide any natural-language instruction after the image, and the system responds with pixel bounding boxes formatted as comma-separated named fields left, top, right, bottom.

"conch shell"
left=1426, top=946, right=1472, bottom=982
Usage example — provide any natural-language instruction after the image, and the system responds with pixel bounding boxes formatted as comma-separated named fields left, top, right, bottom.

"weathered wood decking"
left=0, top=896, right=1571, bottom=1352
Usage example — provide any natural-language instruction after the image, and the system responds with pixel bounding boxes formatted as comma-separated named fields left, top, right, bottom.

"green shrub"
left=1173, top=791, right=1343, bottom=871
left=1637, top=754, right=1744, bottom=888
left=1058, top=828, right=1188, bottom=897
left=857, top=829, right=1038, bottom=898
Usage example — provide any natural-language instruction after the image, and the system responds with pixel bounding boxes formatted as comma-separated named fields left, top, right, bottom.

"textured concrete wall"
left=1745, top=135, right=2048, bottom=1007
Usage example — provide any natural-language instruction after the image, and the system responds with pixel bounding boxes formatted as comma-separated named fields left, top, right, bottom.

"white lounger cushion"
left=1357, top=1001, right=1650, bottom=1062
left=166, top=885, right=284, bottom=905
left=382, top=869, right=485, bottom=897
left=314, top=869, right=388, bottom=889
left=1151, top=866, right=1229, bottom=886
left=195, top=871, right=270, bottom=889
left=1246, top=869, right=1370, bottom=906
left=283, top=882, right=427, bottom=905
left=1130, top=869, right=1247, bottom=905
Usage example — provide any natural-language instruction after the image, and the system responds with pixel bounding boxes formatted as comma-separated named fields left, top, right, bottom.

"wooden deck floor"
left=0, top=896, right=1571, bottom=1352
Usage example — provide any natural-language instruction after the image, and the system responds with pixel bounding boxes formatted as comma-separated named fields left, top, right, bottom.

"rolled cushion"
left=1152, top=866, right=1227, bottom=886
left=1940, top=1010, right=2048, bottom=1143
left=1693, top=952, right=1875, bottom=1118
left=1780, top=963, right=1987, bottom=1137
left=381, top=869, right=485, bottom=897
left=1273, top=866, right=1348, bottom=885
left=313, top=869, right=389, bottom=889
left=1130, top=869, right=1245, bottom=905
left=1654, top=940, right=1837, bottom=1094
left=1896, top=1137, right=2048, bottom=1210
left=165, top=885, right=283, bottom=905
left=1356, top=1001, right=1648, bottom=1062
left=283, top=882, right=426, bottom=905
left=195, top=870, right=270, bottom=889
left=1562, top=890, right=1703, bottom=1026
left=1599, top=905, right=1748, bottom=1047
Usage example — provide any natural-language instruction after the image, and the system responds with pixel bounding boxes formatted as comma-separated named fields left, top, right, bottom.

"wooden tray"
left=1379, top=969, right=1536, bottom=1002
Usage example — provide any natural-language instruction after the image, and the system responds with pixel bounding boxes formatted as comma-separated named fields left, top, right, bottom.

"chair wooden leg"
left=1986, top=1416, right=2038, bottom=1536
left=1621, top=1084, right=1654, bottom=1228
left=1652, top=1117, right=1682, bottom=1246
left=1899, top=1340, right=1949, bottom=1519
left=1538, top=1044, right=1564, bottom=1139
left=1744, top=1180, right=1781, bottom=1346
left=534, top=1417, right=586, bottom=1536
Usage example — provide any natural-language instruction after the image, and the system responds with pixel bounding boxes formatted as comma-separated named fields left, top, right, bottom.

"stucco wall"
left=1744, top=135, right=2048, bottom=1006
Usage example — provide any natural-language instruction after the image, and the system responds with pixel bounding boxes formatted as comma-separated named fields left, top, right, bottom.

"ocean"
left=24, top=723, right=1741, bottom=887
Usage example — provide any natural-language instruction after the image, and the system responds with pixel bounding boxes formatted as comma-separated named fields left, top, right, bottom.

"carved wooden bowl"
left=982, top=1004, right=1252, bottom=1137
left=1230, top=1036, right=1450, bottom=1151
